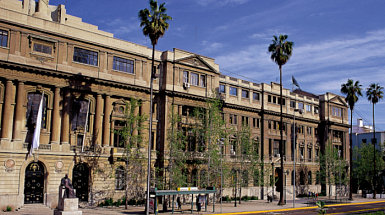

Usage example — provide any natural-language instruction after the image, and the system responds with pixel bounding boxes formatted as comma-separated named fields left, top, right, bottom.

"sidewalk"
left=4, top=194, right=385, bottom=215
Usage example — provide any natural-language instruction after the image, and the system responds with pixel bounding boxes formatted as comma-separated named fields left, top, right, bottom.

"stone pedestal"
left=54, top=186, right=82, bottom=215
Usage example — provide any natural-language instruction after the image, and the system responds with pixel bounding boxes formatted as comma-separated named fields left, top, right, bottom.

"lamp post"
left=338, top=150, right=341, bottom=201
left=217, top=138, right=225, bottom=213
left=293, top=108, right=303, bottom=208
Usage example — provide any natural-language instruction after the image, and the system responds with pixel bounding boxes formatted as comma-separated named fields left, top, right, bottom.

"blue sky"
left=49, top=0, right=385, bottom=131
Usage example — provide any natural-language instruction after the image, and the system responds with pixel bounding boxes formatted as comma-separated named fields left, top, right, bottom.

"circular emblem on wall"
left=5, top=159, right=15, bottom=172
left=55, top=161, right=64, bottom=172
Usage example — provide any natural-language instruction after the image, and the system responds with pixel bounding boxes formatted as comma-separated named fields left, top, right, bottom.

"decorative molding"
left=4, top=159, right=15, bottom=172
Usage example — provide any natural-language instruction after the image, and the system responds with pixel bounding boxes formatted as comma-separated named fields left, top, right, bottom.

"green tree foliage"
left=191, top=91, right=230, bottom=189
left=318, top=142, right=348, bottom=197
left=113, top=98, right=148, bottom=209
left=166, top=104, right=188, bottom=189
left=353, top=142, right=385, bottom=192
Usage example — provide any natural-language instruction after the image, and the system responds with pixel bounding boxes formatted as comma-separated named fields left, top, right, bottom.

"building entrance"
left=24, top=162, right=44, bottom=204
left=72, top=163, right=89, bottom=202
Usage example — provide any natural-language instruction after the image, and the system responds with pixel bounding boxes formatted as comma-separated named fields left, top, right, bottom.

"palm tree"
left=366, top=83, right=384, bottom=199
left=340, top=79, right=363, bottom=200
left=268, top=35, right=293, bottom=205
left=139, top=1, right=171, bottom=214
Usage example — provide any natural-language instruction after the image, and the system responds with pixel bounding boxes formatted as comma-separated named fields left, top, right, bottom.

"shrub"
left=241, top=196, right=252, bottom=201
left=115, top=199, right=122, bottom=207
left=222, top=195, right=230, bottom=202
left=104, top=198, right=113, bottom=206
left=6, top=206, right=11, bottom=211
left=251, top=196, right=258, bottom=200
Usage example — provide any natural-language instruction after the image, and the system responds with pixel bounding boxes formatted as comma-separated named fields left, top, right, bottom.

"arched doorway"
left=72, top=163, right=89, bottom=202
left=24, top=162, right=45, bottom=204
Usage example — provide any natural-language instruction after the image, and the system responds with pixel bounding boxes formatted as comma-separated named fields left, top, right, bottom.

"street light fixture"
left=293, top=108, right=303, bottom=208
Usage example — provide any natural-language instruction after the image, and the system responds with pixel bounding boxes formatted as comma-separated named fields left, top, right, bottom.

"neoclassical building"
left=0, top=0, right=350, bottom=211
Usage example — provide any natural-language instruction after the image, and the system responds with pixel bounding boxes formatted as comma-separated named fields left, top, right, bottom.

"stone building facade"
left=0, top=0, right=350, bottom=211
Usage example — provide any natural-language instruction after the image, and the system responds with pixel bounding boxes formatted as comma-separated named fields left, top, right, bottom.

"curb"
left=206, top=200, right=385, bottom=215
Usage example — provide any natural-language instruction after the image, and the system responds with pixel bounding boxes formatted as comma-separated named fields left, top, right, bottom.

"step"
left=19, top=204, right=53, bottom=211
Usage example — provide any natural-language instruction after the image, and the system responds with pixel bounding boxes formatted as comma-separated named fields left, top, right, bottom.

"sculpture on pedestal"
left=60, top=174, right=76, bottom=198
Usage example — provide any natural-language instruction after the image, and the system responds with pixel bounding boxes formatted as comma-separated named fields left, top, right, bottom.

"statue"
left=60, top=174, right=76, bottom=198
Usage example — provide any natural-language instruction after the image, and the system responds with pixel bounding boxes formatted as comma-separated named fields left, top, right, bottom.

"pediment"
left=330, top=95, right=348, bottom=107
left=176, top=55, right=219, bottom=74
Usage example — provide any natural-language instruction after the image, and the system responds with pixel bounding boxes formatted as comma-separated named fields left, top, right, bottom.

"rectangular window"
left=230, top=114, right=237, bottom=125
left=268, top=95, right=272, bottom=103
left=242, top=116, right=248, bottom=126
left=253, top=118, right=260, bottom=128
left=113, top=56, right=134, bottom=74
left=219, top=84, right=225, bottom=93
left=273, top=121, right=277, bottom=130
left=307, top=127, right=312, bottom=135
left=183, top=71, right=189, bottom=83
left=308, top=148, right=312, bottom=160
left=221, top=113, right=225, bottom=121
left=190, top=72, right=199, bottom=86
left=278, top=98, right=286, bottom=106
left=268, top=121, right=271, bottom=129
left=332, top=107, right=342, bottom=117
left=200, top=75, right=206, bottom=87
left=273, top=140, right=280, bottom=157
left=306, top=104, right=311, bottom=112
left=33, top=43, right=52, bottom=55
left=273, top=96, right=277, bottom=104
left=298, top=102, right=304, bottom=110
left=253, top=92, right=260, bottom=101
left=314, top=106, right=319, bottom=114
left=229, top=87, right=237, bottom=96
left=242, top=90, right=249, bottom=98
left=0, top=30, right=8, bottom=47
left=73, top=47, right=98, bottom=66
left=290, top=101, right=296, bottom=108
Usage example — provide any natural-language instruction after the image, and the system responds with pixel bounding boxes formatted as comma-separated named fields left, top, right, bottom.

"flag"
left=81, top=98, right=90, bottom=153
left=29, top=91, right=44, bottom=157
left=292, top=76, right=300, bottom=89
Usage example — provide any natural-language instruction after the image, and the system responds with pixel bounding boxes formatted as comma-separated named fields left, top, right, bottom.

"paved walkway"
left=3, top=195, right=385, bottom=215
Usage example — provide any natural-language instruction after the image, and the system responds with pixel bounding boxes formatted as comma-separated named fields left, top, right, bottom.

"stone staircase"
left=18, top=204, right=53, bottom=214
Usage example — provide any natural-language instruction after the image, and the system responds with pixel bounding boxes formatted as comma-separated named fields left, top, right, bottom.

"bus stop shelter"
left=150, top=189, right=217, bottom=214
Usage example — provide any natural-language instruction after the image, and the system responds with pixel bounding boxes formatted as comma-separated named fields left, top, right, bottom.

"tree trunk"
left=278, top=65, right=285, bottom=205
left=146, top=43, right=156, bottom=215
left=349, top=108, right=353, bottom=200
left=373, top=103, right=376, bottom=199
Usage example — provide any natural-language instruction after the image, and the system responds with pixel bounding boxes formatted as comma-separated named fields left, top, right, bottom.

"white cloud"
left=100, top=18, right=140, bottom=36
left=196, top=0, right=250, bottom=6
left=201, top=41, right=224, bottom=53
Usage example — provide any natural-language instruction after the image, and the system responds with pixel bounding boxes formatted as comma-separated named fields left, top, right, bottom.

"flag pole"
left=82, top=98, right=90, bottom=153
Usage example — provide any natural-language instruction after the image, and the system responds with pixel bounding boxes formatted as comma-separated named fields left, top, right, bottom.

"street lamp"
left=217, top=138, right=225, bottom=213
left=338, top=150, right=341, bottom=201
left=293, top=108, right=303, bottom=208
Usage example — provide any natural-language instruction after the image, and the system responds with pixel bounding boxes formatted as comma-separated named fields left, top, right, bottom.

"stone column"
left=12, top=81, right=24, bottom=142
left=102, top=95, right=111, bottom=147
left=93, top=94, right=103, bottom=146
left=60, top=90, right=70, bottom=144
left=50, top=87, right=61, bottom=144
left=1, top=80, right=14, bottom=141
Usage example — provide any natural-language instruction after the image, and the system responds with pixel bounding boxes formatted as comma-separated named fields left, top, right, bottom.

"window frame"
left=306, top=104, right=311, bottom=112
left=200, top=75, right=206, bottom=87
left=183, top=71, right=189, bottom=83
left=33, top=42, right=53, bottom=55
left=219, top=84, right=225, bottom=94
left=298, top=102, right=304, bottom=110
left=241, top=89, right=249, bottom=99
left=0, top=29, right=8, bottom=48
left=73, top=47, right=98, bottom=66
left=229, top=86, right=237, bottom=96
left=290, top=100, right=296, bottom=108
left=229, top=114, right=237, bottom=125
left=190, top=72, right=199, bottom=86
left=113, top=56, right=134, bottom=74
left=253, top=92, right=260, bottom=101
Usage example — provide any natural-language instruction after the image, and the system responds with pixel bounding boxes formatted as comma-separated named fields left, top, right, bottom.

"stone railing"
left=22, top=143, right=51, bottom=150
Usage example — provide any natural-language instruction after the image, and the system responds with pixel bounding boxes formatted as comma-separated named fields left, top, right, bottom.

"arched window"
left=242, top=170, right=249, bottom=187
left=71, top=99, right=90, bottom=132
left=200, top=169, right=207, bottom=188
left=253, top=170, right=260, bottom=186
left=300, top=170, right=305, bottom=185
left=26, top=93, right=47, bottom=129
left=115, top=166, right=125, bottom=190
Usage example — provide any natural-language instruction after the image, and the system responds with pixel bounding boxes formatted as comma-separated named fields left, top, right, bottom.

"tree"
left=318, top=142, right=348, bottom=198
left=113, top=98, right=148, bottom=209
left=139, top=1, right=172, bottom=212
left=366, top=83, right=384, bottom=198
left=353, top=142, right=385, bottom=195
left=340, top=79, right=362, bottom=200
left=268, top=34, right=293, bottom=205
left=166, top=104, right=188, bottom=189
